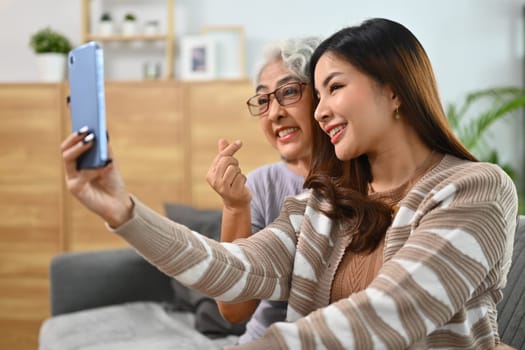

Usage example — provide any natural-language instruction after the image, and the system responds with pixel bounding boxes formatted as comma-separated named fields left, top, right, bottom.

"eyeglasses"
left=246, top=82, right=307, bottom=117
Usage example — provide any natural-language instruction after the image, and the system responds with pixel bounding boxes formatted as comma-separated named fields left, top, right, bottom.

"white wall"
left=1, top=0, right=524, bottom=179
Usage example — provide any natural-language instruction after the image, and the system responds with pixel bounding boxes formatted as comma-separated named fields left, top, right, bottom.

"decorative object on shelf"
left=29, top=27, right=73, bottom=82
left=202, top=26, right=246, bottom=80
left=144, top=20, right=160, bottom=35
left=179, top=35, right=216, bottom=81
left=143, top=61, right=161, bottom=80
left=122, top=13, right=138, bottom=36
left=98, top=12, right=114, bottom=36
left=81, top=0, right=175, bottom=78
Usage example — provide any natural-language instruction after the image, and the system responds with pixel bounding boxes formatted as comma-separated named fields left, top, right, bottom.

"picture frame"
left=202, top=25, right=246, bottom=80
left=179, top=35, right=216, bottom=80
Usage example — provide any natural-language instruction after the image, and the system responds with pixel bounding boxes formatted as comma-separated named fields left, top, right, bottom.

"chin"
left=335, top=148, right=354, bottom=162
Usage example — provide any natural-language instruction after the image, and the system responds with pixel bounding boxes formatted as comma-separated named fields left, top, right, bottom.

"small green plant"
left=29, top=27, right=72, bottom=54
left=124, top=13, right=136, bottom=21
left=100, top=12, right=112, bottom=21
left=446, top=86, right=525, bottom=214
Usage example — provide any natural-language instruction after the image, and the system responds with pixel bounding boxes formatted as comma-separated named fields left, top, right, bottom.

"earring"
left=394, top=107, right=400, bottom=120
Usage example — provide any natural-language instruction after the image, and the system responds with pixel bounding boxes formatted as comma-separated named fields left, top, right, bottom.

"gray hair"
left=254, top=36, right=322, bottom=84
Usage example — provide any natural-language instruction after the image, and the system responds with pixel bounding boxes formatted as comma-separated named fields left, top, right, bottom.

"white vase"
left=36, top=53, right=67, bottom=82
left=144, top=21, right=159, bottom=35
left=122, top=21, right=138, bottom=36
left=98, top=21, right=114, bottom=36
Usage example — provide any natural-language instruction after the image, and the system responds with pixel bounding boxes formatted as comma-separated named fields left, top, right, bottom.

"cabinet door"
left=186, top=80, right=278, bottom=208
left=0, top=83, right=66, bottom=349
left=65, top=81, right=188, bottom=251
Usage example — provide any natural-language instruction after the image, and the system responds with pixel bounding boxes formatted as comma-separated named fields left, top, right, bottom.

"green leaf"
left=447, top=87, right=525, bottom=214
left=29, top=27, right=73, bottom=54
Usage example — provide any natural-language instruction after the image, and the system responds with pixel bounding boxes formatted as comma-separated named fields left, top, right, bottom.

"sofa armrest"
left=498, top=215, right=525, bottom=349
left=50, top=248, right=173, bottom=316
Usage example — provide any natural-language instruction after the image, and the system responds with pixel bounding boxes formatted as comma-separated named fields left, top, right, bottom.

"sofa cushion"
left=163, top=202, right=222, bottom=312
left=163, top=203, right=246, bottom=338
left=498, top=215, right=525, bottom=349
left=164, top=202, right=222, bottom=240
left=39, top=301, right=237, bottom=349
left=50, top=248, right=173, bottom=316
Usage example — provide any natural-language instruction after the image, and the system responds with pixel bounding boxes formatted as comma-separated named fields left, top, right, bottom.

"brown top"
left=330, top=151, right=443, bottom=302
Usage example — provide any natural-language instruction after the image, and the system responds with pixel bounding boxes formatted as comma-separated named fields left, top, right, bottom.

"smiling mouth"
left=328, top=125, right=346, bottom=138
left=276, top=127, right=299, bottom=138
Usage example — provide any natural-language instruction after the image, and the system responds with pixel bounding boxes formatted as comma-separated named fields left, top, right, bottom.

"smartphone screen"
left=68, top=41, right=108, bottom=169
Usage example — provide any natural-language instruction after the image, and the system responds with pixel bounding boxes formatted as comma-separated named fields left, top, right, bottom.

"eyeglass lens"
left=247, top=82, right=303, bottom=116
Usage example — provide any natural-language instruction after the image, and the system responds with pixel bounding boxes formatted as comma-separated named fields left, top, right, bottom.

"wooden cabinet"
left=0, top=80, right=277, bottom=349
left=0, top=83, right=67, bottom=350
left=81, top=0, right=175, bottom=78
left=65, top=81, right=188, bottom=251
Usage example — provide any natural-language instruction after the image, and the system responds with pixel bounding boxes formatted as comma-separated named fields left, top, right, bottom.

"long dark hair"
left=304, top=18, right=476, bottom=253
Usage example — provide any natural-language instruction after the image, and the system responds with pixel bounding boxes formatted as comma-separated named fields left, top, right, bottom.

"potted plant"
left=447, top=86, right=525, bottom=213
left=29, top=27, right=73, bottom=82
left=122, top=13, right=138, bottom=36
left=98, top=12, right=114, bottom=36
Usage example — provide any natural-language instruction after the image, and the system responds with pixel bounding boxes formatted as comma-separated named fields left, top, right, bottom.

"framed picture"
left=180, top=35, right=216, bottom=80
left=202, top=26, right=246, bottom=80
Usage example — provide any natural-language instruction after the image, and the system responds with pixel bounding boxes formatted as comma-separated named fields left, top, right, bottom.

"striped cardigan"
left=113, top=155, right=518, bottom=349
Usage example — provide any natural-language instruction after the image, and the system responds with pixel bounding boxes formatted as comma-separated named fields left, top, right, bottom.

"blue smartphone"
left=68, top=41, right=108, bottom=169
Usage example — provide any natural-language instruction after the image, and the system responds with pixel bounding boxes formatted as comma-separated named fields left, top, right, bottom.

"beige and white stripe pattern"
left=114, top=154, right=518, bottom=349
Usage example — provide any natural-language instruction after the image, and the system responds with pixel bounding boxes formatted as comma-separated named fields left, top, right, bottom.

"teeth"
left=278, top=127, right=299, bottom=138
left=329, top=125, right=345, bottom=137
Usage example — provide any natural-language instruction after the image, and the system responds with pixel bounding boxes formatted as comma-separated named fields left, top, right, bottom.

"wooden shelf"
left=82, top=0, right=175, bottom=78
left=87, top=34, right=168, bottom=42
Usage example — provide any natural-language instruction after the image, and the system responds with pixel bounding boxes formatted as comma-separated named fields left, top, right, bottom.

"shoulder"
left=247, top=162, right=297, bottom=180
left=427, top=155, right=515, bottom=196
left=247, top=162, right=304, bottom=194
left=412, top=154, right=517, bottom=213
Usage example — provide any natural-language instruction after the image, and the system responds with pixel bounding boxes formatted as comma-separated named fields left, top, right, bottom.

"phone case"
left=68, top=41, right=108, bottom=169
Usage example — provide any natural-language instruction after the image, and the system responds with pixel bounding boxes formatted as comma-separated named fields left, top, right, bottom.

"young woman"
left=206, top=37, right=320, bottom=343
left=61, top=18, right=518, bottom=349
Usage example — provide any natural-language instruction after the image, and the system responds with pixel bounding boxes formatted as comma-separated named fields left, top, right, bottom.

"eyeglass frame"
left=246, top=81, right=308, bottom=117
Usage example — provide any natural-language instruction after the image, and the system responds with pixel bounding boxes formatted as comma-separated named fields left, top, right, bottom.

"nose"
left=314, top=98, right=330, bottom=122
left=267, top=95, right=285, bottom=121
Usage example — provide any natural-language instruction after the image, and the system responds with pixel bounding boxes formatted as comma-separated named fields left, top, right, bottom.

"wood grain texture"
left=0, top=80, right=277, bottom=349
left=187, top=80, right=278, bottom=208
left=0, top=83, right=65, bottom=350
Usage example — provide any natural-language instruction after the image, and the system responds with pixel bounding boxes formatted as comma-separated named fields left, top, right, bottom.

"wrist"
left=223, top=202, right=250, bottom=216
left=107, top=195, right=134, bottom=228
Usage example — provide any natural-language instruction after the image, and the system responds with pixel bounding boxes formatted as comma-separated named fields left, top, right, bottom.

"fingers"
left=61, top=130, right=94, bottom=178
left=207, top=158, right=240, bottom=190
left=207, top=139, right=246, bottom=197
left=217, top=138, right=229, bottom=152
left=217, top=139, right=243, bottom=157
left=60, top=129, right=86, bottom=153
left=223, top=163, right=245, bottom=188
left=208, top=139, right=241, bottom=180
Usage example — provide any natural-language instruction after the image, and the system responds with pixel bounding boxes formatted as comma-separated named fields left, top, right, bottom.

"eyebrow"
left=314, top=72, right=343, bottom=96
left=255, top=75, right=299, bottom=93
left=322, top=72, right=342, bottom=89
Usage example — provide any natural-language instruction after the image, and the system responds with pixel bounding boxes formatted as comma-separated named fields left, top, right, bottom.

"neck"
left=368, top=141, right=433, bottom=193
left=284, top=157, right=310, bottom=178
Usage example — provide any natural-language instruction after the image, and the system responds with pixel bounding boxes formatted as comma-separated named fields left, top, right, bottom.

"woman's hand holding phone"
left=60, top=129, right=133, bottom=228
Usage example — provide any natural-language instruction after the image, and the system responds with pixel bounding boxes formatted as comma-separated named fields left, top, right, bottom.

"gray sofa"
left=39, top=213, right=525, bottom=349
left=39, top=203, right=243, bottom=350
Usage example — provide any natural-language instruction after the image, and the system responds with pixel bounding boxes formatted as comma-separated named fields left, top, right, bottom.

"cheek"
left=297, top=109, right=314, bottom=137
left=259, top=119, right=277, bottom=147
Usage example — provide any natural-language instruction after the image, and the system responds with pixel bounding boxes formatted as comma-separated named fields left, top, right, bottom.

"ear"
left=392, top=93, right=401, bottom=109
left=385, top=85, right=401, bottom=109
